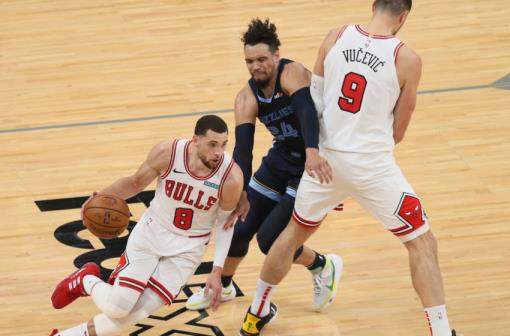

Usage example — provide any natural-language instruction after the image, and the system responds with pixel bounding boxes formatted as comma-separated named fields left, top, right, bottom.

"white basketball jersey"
left=145, top=139, right=234, bottom=237
left=321, top=25, right=404, bottom=153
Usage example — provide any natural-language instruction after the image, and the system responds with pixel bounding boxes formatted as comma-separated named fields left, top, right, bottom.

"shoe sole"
left=268, top=305, right=278, bottom=325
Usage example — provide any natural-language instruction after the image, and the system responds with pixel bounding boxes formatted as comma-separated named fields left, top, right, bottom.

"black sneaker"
left=239, top=302, right=278, bottom=336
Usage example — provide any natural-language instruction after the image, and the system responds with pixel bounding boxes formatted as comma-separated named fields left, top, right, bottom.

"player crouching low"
left=49, top=115, right=243, bottom=336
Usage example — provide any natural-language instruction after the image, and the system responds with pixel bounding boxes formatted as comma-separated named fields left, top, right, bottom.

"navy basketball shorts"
left=249, top=146, right=304, bottom=201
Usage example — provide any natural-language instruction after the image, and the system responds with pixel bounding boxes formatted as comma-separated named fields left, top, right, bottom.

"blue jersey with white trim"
left=248, top=58, right=305, bottom=161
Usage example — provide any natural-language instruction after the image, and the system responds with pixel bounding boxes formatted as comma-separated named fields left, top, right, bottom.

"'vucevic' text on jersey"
left=144, top=139, right=234, bottom=237
left=321, top=25, right=404, bottom=153
left=248, top=58, right=305, bottom=161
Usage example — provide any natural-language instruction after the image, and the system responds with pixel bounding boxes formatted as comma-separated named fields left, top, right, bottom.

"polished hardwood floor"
left=1, top=1, right=509, bottom=335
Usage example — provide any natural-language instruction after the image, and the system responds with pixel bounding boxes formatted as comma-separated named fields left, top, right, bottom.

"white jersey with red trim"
left=145, top=139, right=234, bottom=237
left=320, top=24, right=404, bottom=153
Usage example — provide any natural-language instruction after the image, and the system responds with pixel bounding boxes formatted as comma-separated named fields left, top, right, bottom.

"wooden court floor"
left=1, top=1, right=509, bottom=335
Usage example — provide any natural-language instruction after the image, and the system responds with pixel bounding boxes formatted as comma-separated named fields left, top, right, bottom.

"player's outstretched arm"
left=99, top=140, right=172, bottom=200
left=393, top=45, right=422, bottom=144
left=204, top=163, right=243, bottom=311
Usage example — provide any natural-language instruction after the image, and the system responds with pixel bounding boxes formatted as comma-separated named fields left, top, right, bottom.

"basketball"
left=83, top=194, right=130, bottom=239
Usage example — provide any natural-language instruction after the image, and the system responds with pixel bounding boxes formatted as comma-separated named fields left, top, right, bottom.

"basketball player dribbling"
left=49, top=115, right=244, bottom=336
left=239, top=1, right=458, bottom=335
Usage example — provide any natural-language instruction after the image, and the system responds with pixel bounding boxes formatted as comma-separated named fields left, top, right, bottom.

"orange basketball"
left=83, top=194, right=130, bottom=239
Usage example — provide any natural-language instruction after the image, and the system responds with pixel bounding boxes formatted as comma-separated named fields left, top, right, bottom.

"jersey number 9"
left=338, top=72, right=367, bottom=114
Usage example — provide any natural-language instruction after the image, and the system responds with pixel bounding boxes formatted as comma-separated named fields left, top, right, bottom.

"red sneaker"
left=49, top=329, right=59, bottom=336
left=51, top=262, right=100, bottom=309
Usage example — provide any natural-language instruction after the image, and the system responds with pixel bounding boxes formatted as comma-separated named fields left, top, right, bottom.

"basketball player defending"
left=186, top=18, right=341, bottom=314
left=49, top=115, right=244, bottom=336
left=240, top=1, right=457, bottom=336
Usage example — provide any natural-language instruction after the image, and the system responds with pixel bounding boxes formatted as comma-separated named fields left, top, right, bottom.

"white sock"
left=83, top=275, right=103, bottom=295
left=424, top=305, right=451, bottom=336
left=56, top=322, right=88, bottom=336
left=250, top=278, right=276, bottom=317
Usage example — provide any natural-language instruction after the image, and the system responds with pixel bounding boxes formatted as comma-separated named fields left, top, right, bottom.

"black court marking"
left=1, top=74, right=508, bottom=135
left=132, top=307, right=224, bottom=335
left=35, top=190, right=155, bottom=211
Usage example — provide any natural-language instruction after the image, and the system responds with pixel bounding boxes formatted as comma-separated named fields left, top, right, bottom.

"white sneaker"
left=312, top=254, right=343, bottom=311
left=185, top=282, right=237, bottom=310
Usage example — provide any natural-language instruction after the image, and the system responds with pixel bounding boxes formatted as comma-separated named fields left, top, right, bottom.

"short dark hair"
left=241, top=18, right=281, bottom=52
left=374, top=0, right=412, bottom=15
left=194, top=115, right=228, bottom=136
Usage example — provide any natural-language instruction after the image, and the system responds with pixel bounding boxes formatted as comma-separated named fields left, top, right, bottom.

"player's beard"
left=254, top=77, right=270, bottom=89
left=252, top=69, right=273, bottom=89
left=198, top=152, right=215, bottom=170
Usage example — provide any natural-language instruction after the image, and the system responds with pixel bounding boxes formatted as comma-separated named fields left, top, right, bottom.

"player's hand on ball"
left=82, top=194, right=130, bottom=239
left=80, top=192, right=98, bottom=221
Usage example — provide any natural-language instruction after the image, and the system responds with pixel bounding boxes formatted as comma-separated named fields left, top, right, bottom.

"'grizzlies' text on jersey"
left=248, top=58, right=305, bottom=160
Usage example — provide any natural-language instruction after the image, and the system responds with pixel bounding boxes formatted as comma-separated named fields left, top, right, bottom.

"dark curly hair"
left=241, top=18, right=281, bottom=52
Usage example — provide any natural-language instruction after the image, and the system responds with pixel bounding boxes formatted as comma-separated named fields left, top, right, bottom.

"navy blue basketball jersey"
left=248, top=58, right=305, bottom=161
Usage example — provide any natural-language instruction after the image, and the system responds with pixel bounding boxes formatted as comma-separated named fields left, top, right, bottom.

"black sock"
left=306, top=252, right=326, bottom=271
left=221, top=275, right=233, bottom=288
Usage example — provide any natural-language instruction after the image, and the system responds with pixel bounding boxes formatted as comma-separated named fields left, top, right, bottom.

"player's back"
left=321, top=25, right=404, bottom=153
left=146, top=139, right=234, bottom=237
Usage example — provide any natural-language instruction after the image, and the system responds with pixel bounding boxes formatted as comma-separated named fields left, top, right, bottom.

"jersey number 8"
left=173, top=207, right=194, bottom=230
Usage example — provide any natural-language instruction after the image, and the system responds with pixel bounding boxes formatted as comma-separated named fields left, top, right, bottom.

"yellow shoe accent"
left=242, top=312, right=261, bottom=334
left=239, top=303, right=278, bottom=336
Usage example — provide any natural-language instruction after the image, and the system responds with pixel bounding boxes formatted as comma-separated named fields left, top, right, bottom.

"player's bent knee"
left=93, top=291, right=164, bottom=335
left=255, top=194, right=295, bottom=255
left=102, top=301, right=132, bottom=319
left=227, top=238, right=250, bottom=257
left=93, top=313, right=124, bottom=335
left=256, top=238, right=270, bottom=255
left=256, top=232, right=275, bottom=255
left=405, top=230, right=438, bottom=255
left=103, top=285, right=141, bottom=319
left=227, top=218, right=258, bottom=257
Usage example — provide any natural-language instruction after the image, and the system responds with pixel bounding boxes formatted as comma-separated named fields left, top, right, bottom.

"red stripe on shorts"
left=292, top=209, right=322, bottom=228
left=147, top=277, right=175, bottom=305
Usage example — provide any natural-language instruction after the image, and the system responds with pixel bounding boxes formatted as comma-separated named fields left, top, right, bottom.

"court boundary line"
left=1, top=77, right=508, bottom=134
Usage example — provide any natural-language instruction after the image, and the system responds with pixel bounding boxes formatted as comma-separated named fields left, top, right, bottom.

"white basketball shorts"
left=293, top=148, right=429, bottom=242
left=109, top=213, right=208, bottom=304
